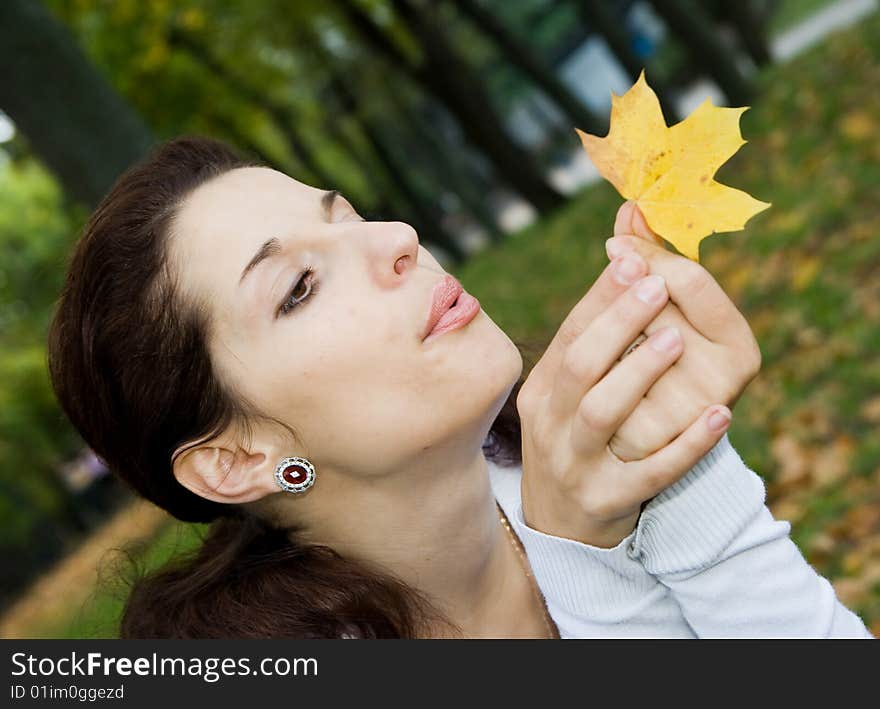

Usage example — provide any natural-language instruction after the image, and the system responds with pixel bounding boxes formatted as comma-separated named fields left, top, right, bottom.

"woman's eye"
left=278, top=267, right=319, bottom=317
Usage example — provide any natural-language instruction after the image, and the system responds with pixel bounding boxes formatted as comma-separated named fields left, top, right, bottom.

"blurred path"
left=772, top=0, right=879, bottom=61
left=0, top=499, right=168, bottom=638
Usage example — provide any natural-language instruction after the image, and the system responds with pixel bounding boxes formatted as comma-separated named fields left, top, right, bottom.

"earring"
left=274, top=456, right=316, bottom=494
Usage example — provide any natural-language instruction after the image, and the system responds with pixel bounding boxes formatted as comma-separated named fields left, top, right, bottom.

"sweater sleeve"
left=627, top=434, right=874, bottom=638
left=511, top=506, right=693, bottom=637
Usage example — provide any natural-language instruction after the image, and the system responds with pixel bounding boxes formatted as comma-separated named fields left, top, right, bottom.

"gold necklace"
left=496, top=503, right=560, bottom=639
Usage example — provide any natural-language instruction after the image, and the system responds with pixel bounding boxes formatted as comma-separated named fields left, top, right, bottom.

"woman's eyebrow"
left=239, top=189, right=341, bottom=287
left=239, top=237, right=281, bottom=286
left=321, top=189, right=340, bottom=216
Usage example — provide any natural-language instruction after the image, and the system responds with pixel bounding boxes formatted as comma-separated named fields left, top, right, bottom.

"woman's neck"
left=288, top=450, right=548, bottom=637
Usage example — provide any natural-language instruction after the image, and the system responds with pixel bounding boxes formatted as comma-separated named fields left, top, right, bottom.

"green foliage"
left=42, top=0, right=384, bottom=209
left=0, top=159, right=76, bottom=342
left=0, top=159, right=83, bottom=551
left=0, top=348, right=67, bottom=535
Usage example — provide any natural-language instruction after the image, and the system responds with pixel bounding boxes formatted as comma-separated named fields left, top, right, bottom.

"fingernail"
left=606, top=236, right=636, bottom=259
left=635, top=274, right=666, bottom=304
left=613, top=253, right=644, bottom=285
left=707, top=406, right=732, bottom=432
left=650, top=326, right=681, bottom=353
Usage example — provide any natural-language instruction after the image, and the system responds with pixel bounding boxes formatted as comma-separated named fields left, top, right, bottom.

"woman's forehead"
left=183, top=166, right=323, bottom=220
left=172, top=167, right=323, bottom=255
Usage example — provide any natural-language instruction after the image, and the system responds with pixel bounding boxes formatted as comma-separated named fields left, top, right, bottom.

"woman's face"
left=170, top=167, right=522, bottom=486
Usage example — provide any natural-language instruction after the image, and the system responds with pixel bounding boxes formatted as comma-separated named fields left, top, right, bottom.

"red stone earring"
left=274, top=456, right=316, bottom=494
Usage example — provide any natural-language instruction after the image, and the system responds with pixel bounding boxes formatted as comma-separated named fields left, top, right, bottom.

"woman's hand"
left=604, top=202, right=762, bottom=462
left=516, top=203, right=760, bottom=548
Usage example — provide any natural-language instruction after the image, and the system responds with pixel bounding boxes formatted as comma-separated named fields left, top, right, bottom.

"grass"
left=25, top=519, right=208, bottom=639
left=16, top=7, right=880, bottom=637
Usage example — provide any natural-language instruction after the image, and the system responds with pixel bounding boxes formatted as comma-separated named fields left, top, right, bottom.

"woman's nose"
left=371, top=220, right=420, bottom=283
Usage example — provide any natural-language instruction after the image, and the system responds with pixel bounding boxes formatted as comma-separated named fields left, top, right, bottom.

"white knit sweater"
left=488, top=434, right=874, bottom=638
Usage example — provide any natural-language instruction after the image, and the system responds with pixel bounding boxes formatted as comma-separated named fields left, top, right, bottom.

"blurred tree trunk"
left=0, top=0, right=154, bottom=206
left=317, top=117, right=398, bottom=217
left=168, top=29, right=337, bottom=190
left=380, top=86, right=505, bottom=243
left=448, top=0, right=605, bottom=134
left=390, top=0, right=566, bottom=213
left=337, top=0, right=565, bottom=213
left=574, top=0, right=680, bottom=122
left=720, top=1, right=772, bottom=67
left=649, top=0, right=753, bottom=105
left=301, top=24, right=469, bottom=231
left=326, top=72, right=467, bottom=263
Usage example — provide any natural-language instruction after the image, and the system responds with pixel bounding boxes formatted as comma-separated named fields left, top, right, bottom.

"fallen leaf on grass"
left=841, top=110, right=875, bottom=140
left=770, top=433, right=811, bottom=486
left=577, top=70, right=770, bottom=262
left=766, top=207, right=809, bottom=233
left=794, top=326, right=823, bottom=348
left=859, top=396, right=880, bottom=423
left=811, top=434, right=856, bottom=487
left=768, top=496, right=806, bottom=524
left=806, top=531, right=836, bottom=561
left=833, top=577, right=871, bottom=607
left=791, top=402, right=834, bottom=439
left=722, top=263, right=752, bottom=300
left=841, top=503, right=880, bottom=540
left=791, top=255, right=821, bottom=291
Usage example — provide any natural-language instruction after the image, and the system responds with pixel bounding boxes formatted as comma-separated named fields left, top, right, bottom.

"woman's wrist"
left=520, top=480, right=639, bottom=548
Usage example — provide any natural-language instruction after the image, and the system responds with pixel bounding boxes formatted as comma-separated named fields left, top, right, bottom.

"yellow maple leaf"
left=576, top=70, right=771, bottom=261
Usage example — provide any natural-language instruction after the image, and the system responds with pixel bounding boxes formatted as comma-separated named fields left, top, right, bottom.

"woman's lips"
left=422, top=274, right=482, bottom=342
left=424, top=291, right=481, bottom=342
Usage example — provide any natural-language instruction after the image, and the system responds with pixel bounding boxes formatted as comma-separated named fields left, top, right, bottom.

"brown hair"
left=47, top=136, right=529, bottom=638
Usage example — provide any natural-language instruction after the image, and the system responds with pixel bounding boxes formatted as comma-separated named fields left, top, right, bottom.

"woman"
left=47, top=136, right=871, bottom=638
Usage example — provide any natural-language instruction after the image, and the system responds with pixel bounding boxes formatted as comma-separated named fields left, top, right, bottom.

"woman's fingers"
left=626, top=405, right=732, bottom=502
left=614, top=201, right=666, bottom=247
left=549, top=273, right=669, bottom=419
left=571, top=325, right=684, bottom=454
left=610, top=382, right=703, bottom=462
left=526, top=251, right=649, bottom=398
left=605, top=233, right=752, bottom=348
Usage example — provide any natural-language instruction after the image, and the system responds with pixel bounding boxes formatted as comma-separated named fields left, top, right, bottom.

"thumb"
left=613, top=200, right=665, bottom=247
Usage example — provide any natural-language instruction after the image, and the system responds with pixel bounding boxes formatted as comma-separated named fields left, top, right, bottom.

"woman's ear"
left=172, top=438, right=279, bottom=505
